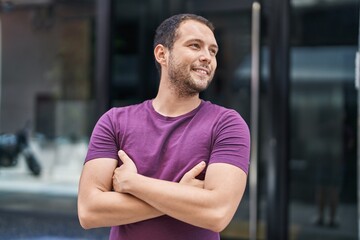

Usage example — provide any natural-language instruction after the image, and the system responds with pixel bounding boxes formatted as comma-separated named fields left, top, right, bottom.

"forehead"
left=176, top=20, right=217, bottom=45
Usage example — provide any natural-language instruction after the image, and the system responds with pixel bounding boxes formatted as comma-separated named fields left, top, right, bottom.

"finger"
left=118, top=150, right=132, bottom=165
left=186, top=161, right=206, bottom=178
left=192, top=179, right=205, bottom=188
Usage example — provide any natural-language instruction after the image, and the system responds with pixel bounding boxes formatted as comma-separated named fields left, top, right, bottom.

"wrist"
left=121, top=172, right=139, bottom=193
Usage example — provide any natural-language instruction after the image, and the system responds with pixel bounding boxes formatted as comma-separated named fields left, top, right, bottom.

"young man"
left=78, top=13, right=250, bottom=240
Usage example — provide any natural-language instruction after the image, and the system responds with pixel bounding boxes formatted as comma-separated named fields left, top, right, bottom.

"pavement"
left=0, top=193, right=110, bottom=240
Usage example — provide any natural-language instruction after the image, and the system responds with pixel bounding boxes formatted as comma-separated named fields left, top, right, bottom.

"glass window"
left=289, top=1, right=358, bottom=239
left=0, top=1, right=108, bottom=238
left=111, top=0, right=160, bottom=107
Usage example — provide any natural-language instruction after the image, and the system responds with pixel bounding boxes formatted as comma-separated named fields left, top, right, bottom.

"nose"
left=199, top=49, right=212, bottom=64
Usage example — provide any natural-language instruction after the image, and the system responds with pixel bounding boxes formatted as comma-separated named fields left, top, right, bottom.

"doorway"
left=183, top=1, right=262, bottom=239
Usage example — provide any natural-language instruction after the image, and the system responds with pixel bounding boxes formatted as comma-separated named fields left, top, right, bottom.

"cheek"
left=212, top=59, right=217, bottom=72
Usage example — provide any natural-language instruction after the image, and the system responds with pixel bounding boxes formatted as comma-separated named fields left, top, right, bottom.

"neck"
left=152, top=80, right=201, bottom=117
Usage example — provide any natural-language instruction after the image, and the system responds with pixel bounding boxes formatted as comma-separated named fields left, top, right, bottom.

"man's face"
left=166, top=20, right=218, bottom=97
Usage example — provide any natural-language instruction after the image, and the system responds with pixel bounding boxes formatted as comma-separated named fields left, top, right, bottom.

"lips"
left=192, top=66, right=210, bottom=76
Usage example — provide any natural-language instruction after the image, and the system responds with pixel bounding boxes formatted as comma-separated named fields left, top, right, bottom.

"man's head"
left=153, top=14, right=215, bottom=74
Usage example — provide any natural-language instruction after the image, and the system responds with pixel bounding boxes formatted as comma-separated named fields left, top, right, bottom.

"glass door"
left=111, top=1, right=263, bottom=239
left=184, top=1, right=262, bottom=239
left=288, top=1, right=359, bottom=239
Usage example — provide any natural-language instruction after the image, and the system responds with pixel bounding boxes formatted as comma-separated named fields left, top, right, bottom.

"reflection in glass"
left=0, top=1, right=109, bottom=239
left=289, top=0, right=358, bottom=238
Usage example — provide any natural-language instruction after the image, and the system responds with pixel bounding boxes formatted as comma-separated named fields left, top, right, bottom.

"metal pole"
left=357, top=3, right=360, bottom=239
left=0, top=17, right=2, bottom=132
left=95, top=0, right=112, bottom=117
left=266, top=0, right=290, bottom=239
left=249, top=2, right=261, bottom=240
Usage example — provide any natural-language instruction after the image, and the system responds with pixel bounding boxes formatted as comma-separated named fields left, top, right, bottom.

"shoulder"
left=101, top=100, right=150, bottom=121
left=93, top=101, right=150, bottom=134
left=200, top=101, right=248, bottom=128
left=201, top=101, right=250, bottom=145
left=201, top=101, right=240, bottom=116
left=202, top=103, right=250, bottom=174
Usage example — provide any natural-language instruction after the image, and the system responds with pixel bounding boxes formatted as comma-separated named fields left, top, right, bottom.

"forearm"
left=113, top=152, right=246, bottom=232
left=78, top=190, right=163, bottom=229
left=121, top=174, right=228, bottom=232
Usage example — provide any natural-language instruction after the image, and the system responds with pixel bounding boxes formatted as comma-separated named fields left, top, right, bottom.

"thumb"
left=187, top=161, right=206, bottom=178
left=118, top=150, right=132, bottom=165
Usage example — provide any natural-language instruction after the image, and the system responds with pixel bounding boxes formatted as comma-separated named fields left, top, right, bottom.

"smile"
left=193, top=67, right=210, bottom=76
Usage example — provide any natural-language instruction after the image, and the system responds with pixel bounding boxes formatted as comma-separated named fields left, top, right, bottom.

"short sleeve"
left=209, top=110, right=251, bottom=174
left=85, top=108, right=119, bottom=163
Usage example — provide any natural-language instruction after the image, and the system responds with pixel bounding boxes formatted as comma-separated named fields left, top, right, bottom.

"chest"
left=117, top=117, right=214, bottom=181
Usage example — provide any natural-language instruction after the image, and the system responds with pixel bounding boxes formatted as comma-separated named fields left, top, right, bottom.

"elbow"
left=206, top=209, right=232, bottom=233
left=210, top=224, right=227, bottom=233
left=79, top=220, right=92, bottom=230
left=78, top=210, right=92, bottom=229
left=208, top=218, right=230, bottom=233
left=78, top=204, right=96, bottom=230
left=79, top=216, right=92, bottom=230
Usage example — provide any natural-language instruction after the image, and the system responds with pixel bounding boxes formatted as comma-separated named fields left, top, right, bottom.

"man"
left=78, top=13, right=250, bottom=240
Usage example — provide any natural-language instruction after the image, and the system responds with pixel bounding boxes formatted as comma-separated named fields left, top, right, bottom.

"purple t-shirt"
left=85, top=100, right=250, bottom=240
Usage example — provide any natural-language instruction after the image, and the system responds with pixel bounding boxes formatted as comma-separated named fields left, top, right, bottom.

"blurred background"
left=0, top=0, right=358, bottom=240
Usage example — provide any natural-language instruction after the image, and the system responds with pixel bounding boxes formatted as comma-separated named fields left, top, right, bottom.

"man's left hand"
left=112, top=150, right=138, bottom=193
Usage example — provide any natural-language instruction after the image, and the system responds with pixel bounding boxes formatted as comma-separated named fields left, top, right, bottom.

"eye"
left=189, top=43, right=200, bottom=50
left=210, top=49, right=217, bottom=56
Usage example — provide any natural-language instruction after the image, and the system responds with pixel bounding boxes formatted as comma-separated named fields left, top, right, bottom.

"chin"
left=193, top=84, right=210, bottom=93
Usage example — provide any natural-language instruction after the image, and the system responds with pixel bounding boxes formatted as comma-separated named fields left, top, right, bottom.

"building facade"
left=0, top=0, right=358, bottom=239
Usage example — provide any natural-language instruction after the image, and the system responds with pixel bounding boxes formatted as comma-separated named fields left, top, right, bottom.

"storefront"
left=0, top=0, right=358, bottom=239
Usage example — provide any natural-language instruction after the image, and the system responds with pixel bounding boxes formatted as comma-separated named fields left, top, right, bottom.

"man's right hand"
left=179, top=161, right=206, bottom=188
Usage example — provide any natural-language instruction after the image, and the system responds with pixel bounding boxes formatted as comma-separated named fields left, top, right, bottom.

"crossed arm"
left=78, top=150, right=247, bottom=232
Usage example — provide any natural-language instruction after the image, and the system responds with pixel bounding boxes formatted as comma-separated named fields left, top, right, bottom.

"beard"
left=167, top=53, right=214, bottom=98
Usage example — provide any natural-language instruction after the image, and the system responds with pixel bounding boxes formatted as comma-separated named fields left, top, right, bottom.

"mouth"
left=192, top=67, right=210, bottom=76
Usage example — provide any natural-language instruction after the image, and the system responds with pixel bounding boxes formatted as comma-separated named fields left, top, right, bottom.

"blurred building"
left=0, top=0, right=358, bottom=240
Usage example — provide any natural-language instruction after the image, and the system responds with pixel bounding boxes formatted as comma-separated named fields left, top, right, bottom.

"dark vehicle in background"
left=0, top=124, right=41, bottom=176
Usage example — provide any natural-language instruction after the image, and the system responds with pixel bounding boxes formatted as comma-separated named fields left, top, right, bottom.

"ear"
left=154, top=44, right=168, bottom=67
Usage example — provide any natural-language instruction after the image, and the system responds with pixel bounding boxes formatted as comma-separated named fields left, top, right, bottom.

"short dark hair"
left=153, top=13, right=215, bottom=74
